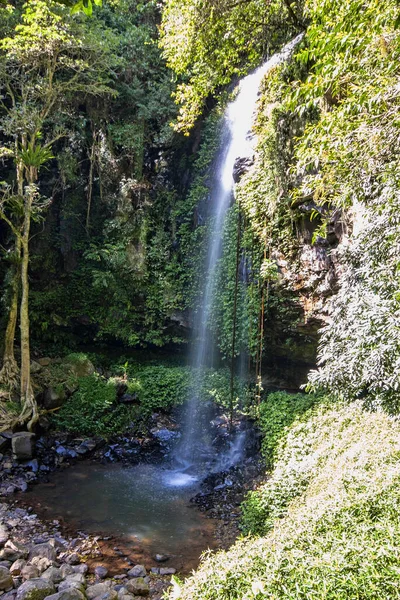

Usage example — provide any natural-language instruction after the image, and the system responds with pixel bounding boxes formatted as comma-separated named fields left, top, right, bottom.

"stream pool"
left=21, top=462, right=218, bottom=571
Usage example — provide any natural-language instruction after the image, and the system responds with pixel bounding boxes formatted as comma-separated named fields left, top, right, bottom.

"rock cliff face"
left=262, top=207, right=352, bottom=387
left=233, top=155, right=349, bottom=388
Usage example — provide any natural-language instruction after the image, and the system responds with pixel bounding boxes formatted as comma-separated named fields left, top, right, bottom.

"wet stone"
left=159, top=568, right=176, bottom=576
left=154, top=555, right=168, bottom=563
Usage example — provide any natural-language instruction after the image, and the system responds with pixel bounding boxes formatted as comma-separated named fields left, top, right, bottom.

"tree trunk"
left=0, top=238, right=21, bottom=391
left=18, top=174, right=38, bottom=431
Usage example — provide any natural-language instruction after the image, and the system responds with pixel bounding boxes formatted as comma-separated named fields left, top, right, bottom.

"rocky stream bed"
left=0, top=413, right=264, bottom=600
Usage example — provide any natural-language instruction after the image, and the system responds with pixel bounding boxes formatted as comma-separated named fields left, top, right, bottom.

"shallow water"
left=22, top=462, right=216, bottom=562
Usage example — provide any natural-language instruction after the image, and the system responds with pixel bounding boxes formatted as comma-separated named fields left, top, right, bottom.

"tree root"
left=17, top=388, right=39, bottom=432
left=0, top=356, right=19, bottom=394
left=0, top=364, right=38, bottom=432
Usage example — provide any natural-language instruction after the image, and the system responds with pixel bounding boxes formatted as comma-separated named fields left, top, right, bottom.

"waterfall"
left=168, top=36, right=303, bottom=485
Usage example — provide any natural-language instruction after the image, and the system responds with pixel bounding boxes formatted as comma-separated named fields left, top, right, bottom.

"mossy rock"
left=65, top=353, right=95, bottom=378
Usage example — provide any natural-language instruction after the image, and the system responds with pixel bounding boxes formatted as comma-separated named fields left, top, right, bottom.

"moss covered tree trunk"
left=0, top=143, right=24, bottom=393
left=18, top=168, right=38, bottom=431
left=0, top=238, right=21, bottom=391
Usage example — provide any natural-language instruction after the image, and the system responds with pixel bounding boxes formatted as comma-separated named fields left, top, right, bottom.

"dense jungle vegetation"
left=1, top=0, right=400, bottom=596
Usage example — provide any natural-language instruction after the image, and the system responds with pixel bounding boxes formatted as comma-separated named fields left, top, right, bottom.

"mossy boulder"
left=65, top=354, right=95, bottom=378
left=16, top=578, right=55, bottom=600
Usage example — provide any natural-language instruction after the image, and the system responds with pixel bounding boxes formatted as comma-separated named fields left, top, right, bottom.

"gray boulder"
left=0, top=566, right=13, bottom=590
left=117, top=590, right=134, bottom=600
left=0, top=524, right=9, bottom=546
left=21, top=565, right=40, bottom=580
left=43, top=388, right=66, bottom=410
left=37, top=358, right=51, bottom=367
left=154, top=554, right=168, bottom=563
left=46, top=591, right=85, bottom=600
left=5, top=541, right=29, bottom=559
left=58, top=582, right=85, bottom=594
left=28, top=544, right=57, bottom=563
left=30, top=361, right=42, bottom=375
left=125, top=579, right=149, bottom=597
left=12, top=433, right=35, bottom=460
left=64, top=554, right=80, bottom=566
left=67, top=357, right=95, bottom=378
left=93, top=592, right=117, bottom=600
left=29, top=558, right=52, bottom=575
left=59, top=565, right=74, bottom=579
left=73, top=565, right=88, bottom=575
left=86, top=583, right=112, bottom=600
left=94, top=566, right=108, bottom=579
left=65, top=574, right=86, bottom=587
left=2, top=591, right=17, bottom=600
left=126, top=566, right=146, bottom=578
left=159, top=567, right=176, bottom=575
left=117, top=594, right=134, bottom=600
left=0, top=549, right=21, bottom=562
left=10, top=559, right=27, bottom=576
left=41, top=567, right=62, bottom=584
left=16, top=578, right=55, bottom=600
left=0, top=541, right=28, bottom=563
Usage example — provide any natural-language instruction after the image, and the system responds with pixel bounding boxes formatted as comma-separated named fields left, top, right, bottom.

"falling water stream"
left=170, top=35, right=304, bottom=482
left=20, top=37, right=302, bottom=568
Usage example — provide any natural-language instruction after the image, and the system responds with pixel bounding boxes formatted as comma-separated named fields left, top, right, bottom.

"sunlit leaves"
left=160, top=0, right=301, bottom=133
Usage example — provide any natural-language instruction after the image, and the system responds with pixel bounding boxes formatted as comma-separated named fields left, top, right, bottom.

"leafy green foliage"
left=307, top=194, right=400, bottom=411
left=291, top=0, right=400, bottom=211
left=50, top=363, right=247, bottom=436
left=241, top=391, right=323, bottom=534
left=121, top=364, right=247, bottom=415
left=51, top=374, right=129, bottom=436
left=258, top=390, right=320, bottom=468
left=160, top=0, right=302, bottom=132
left=172, top=402, right=400, bottom=599
left=280, top=0, right=400, bottom=408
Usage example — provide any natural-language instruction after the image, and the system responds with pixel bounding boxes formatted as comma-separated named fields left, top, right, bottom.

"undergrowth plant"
left=170, top=401, right=400, bottom=599
left=50, top=362, right=249, bottom=437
